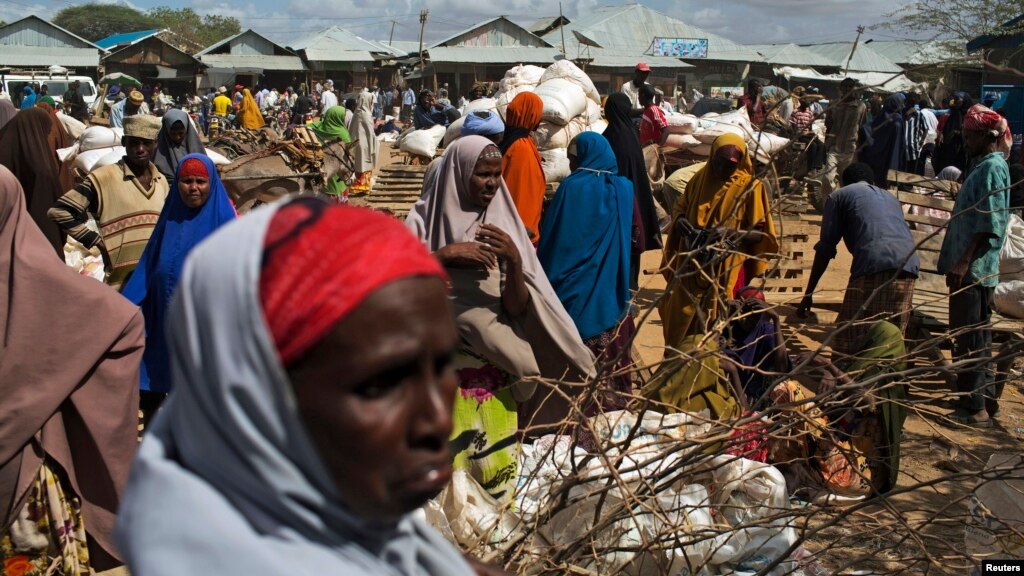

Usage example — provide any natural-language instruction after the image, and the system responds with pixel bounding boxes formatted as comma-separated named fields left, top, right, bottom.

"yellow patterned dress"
left=1, top=463, right=90, bottom=576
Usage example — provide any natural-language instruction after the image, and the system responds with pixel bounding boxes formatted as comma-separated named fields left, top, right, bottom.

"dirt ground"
left=633, top=250, right=1023, bottom=575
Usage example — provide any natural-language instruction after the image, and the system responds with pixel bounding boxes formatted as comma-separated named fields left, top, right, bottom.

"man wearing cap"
left=109, top=89, right=150, bottom=129
left=212, top=86, right=232, bottom=118
left=621, top=62, right=652, bottom=113
left=320, top=80, right=339, bottom=115
left=939, top=104, right=1011, bottom=428
left=48, top=115, right=169, bottom=291
left=232, top=84, right=245, bottom=110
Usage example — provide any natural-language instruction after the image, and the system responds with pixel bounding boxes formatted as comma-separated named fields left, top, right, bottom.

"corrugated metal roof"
left=95, top=29, right=160, bottom=50
left=528, top=16, right=567, bottom=34
left=431, top=16, right=552, bottom=48
left=0, top=15, right=104, bottom=51
left=428, top=45, right=562, bottom=64
left=0, top=45, right=100, bottom=67
left=862, top=39, right=965, bottom=66
left=800, top=42, right=902, bottom=72
left=290, top=26, right=405, bottom=59
left=588, top=52, right=692, bottom=69
left=542, top=5, right=763, bottom=64
left=747, top=43, right=833, bottom=67
left=198, top=29, right=297, bottom=58
left=199, top=53, right=306, bottom=71
left=382, top=40, right=420, bottom=55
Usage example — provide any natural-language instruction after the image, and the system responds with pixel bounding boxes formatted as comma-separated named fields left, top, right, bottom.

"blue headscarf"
left=122, top=153, right=236, bottom=393
left=20, top=86, right=36, bottom=110
left=461, top=110, right=504, bottom=137
left=537, top=132, right=633, bottom=340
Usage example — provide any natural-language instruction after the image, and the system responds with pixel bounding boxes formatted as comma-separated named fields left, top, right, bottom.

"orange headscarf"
left=236, top=88, right=266, bottom=130
left=500, top=92, right=545, bottom=243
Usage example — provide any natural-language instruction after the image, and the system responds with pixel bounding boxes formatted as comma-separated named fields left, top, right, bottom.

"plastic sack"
left=540, top=148, right=570, bottom=183
left=442, top=115, right=467, bottom=148
left=205, top=148, right=231, bottom=165
left=94, top=147, right=127, bottom=170
left=693, top=123, right=746, bottom=145
left=399, top=125, right=446, bottom=158
left=748, top=131, right=791, bottom=164
left=429, top=470, right=524, bottom=551
left=57, top=112, right=87, bottom=139
left=79, top=126, right=121, bottom=151
left=540, top=59, right=600, bottom=105
left=533, top=117, right=588, bottom=151
left=73, top=147, right=120, bottom=173
left=57, top=142, right=80, bottom=163
left=63, top=238, right=105, bottom=282
left=535, top=78, right=587, bottom=126
left=666, top=113, right=700, bottom=135
left=965, top=453, right=1024, bottom=563
left=499, top=64, right=545, bottom=91
left=664, top=133, right=701, bottom=151
left=999, top=214, right=1024, bottom=283
left=994, top=281, right=1024, bottom=318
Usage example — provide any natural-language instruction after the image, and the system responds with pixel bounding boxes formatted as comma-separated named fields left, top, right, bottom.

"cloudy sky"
left=1, top=0, right=918, bottom=47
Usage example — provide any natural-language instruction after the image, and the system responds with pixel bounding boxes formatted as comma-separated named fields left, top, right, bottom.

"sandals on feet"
left=945, top=410, right=994, bottom=429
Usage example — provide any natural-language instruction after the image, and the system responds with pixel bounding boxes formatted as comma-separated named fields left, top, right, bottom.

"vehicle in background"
left=0, top=68, right=98, bottom=109
left=981, top=85, right=1023, bottom=160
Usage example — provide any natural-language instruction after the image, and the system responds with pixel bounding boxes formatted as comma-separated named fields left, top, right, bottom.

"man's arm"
left=48, top=179, right=101, bottom=249
left=798, top=195, right=842, bottom=315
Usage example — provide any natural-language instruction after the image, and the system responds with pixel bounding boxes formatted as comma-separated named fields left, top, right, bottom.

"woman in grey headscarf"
left=152, top=109, right=206, bottom=180
left=350, top=91, right=378, bottom=194
left=114, top=198, right=484, bottom=575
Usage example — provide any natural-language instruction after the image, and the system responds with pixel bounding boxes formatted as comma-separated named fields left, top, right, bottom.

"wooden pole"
left=559, top=3, right=566, bottom=56
left=388, top=21, right=396, bottom=46
left=418, top=9, right=429, bottom=90
left=843, top=25, right=865, bottom=75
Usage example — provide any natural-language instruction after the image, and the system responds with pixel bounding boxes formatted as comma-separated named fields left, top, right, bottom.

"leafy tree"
left=53, top=4, right=158, bottom=41
left=145, top=7, right=241, bottom=53
left=876, top=0, right=1022, bottom=57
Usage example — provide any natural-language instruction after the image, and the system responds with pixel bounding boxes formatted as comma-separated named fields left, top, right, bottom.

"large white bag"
left=79, top=126, right=121, bottom=152
left=666, top=113, right=699, bottom=135
left=73, top=147, right=117, bottom=173
left=495, top=85, right=534, bottom=121
left=442, top=116, right=467, bottom=148
left=664, top=133, right=701, bottom=151
left=499, top=64, right=545, bottom=91
left=399, top=125, right=446, bottom=158
left=463, top=97, right=497, bottom=115
left=57, top=112, right=87, bottom=139
left=585, top=119, right=608, bottom=134
left=94, top=147, right=127, bottom=170
left=999, top=214, right=1024, bottom=283
left=698, top=107, right=754, bottom=139
left=540, top=148, right=570, bottom=183
left=535, top=78, right=587, bottom=126
left=540, top=59, right=600, bottom=104
left=748, top=131, right=791, bottom=164
left=693, top=124, right=746, bottom=145
left=533, top=117, right=588, bottom=151
left=205, top=148, right=231, bottom=165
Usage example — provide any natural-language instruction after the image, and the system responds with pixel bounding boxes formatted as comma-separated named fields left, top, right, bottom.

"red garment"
left=738, top=94, right=765, bottom=125
left=178, top=157, right=207, bottom=179
left=639, top=104, right=667, bottom=146
left=259, top=200, right=447, bottom=366
left=501, top=92, right=546, bottom=243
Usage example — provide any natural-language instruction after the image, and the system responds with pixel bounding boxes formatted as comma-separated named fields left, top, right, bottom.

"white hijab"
left=353, top=91, right=378, bottom=173
left=406, top=136, right=595, bottom=405
left=115, top=201, right=475, bottom=576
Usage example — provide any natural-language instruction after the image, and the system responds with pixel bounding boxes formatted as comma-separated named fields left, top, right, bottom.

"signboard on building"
left=652, top=37, right=708, bottom=59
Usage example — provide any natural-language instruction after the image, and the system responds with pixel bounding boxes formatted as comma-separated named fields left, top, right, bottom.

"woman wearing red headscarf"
left=498, top=92, right=546, bottom=243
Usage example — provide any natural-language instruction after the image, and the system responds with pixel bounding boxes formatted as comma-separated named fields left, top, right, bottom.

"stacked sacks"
left=495, top=65, right=545, bottom=120
left=398, top=124, right=447, bottom=159
left=659, top=106, right=791, bottom=164
left=532, top=60, right=603, bottom=184
left=71, top=126, right=125, bottom=174
left=444, top=98, right=499, bottom=147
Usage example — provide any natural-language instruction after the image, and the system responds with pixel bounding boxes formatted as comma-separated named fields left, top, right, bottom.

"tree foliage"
left=145, top=7, right=241, bottom=53
left=876, top=0, right=1023, bottom=54
left=52, top=4, right=240, bottom=52
left=53, top=4, right=157, bottom=42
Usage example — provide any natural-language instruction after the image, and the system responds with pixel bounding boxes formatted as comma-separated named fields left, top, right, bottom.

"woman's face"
left=170, top=122, right=187, bottom=145
left=710, top=145, right=741, bottom=180
left=468, top=150, right=502, bottom=208
left=178, top=175, right=210, bottom=208
left=288, top=277, right=458, bottom=522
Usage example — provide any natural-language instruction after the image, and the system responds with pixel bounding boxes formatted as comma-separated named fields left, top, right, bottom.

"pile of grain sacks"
left=661, top=107, right=792, bottom=164
left=59, top=125, right=230, bottom=176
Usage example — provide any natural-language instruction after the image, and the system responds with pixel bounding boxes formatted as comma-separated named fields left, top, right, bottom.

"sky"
left=0, top=0, right=919, bottom=48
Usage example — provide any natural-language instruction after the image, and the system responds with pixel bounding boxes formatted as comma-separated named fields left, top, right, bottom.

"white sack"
left=965, top=453, right=1024, bottom=562
left=73, top=147, right=117, bottom=173
left=58, top=143, right=80, bottom=163
left=463, top=97, right=497, bottom=115
left=57, top=112, right=87, bottom=139
left=540, top=148, right=570, bottom=183
left=693, top=124, right=746, bottom=145
left=94, top=147, right=127, bottom=170
left=585, top=99, right=602, bottom=125
left=79, top=126, right=121, bottom=151
left=495, top=85, right=535, bottom=121
left=442, top=116, right=467, bottom=148
left=666, top=113, right=699, bottom=135
left=399, top=125, right=447, bottom=158
left=535, top=78, right=587, bottom=126
left=664, top=133, right=701, bottom=151
left=540, top=59, right=600, bottom=104
left=748, top=131, right=791, bottom=164
left=533, top=117, right=588, bottom=151
left=585, top=119, right=608, bottom=135
left=499, top=64, right=545, bottom=91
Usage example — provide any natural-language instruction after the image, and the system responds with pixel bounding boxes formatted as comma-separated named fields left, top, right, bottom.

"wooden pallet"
left=358, top=164, right=427, bottom=218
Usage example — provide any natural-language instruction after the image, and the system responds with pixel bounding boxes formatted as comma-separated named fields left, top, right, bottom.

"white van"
left=1, top=70, right=98, bottom=109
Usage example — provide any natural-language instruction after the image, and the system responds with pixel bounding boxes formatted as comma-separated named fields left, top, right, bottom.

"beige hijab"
left=406, top=136, right=594, bottom=411
left=0, top=165, right=144, bottom=566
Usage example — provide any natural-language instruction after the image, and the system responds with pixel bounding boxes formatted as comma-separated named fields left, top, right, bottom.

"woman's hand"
left=436, top=242, right=496, bottom=269
left=476, top=224, right=521, bottom=267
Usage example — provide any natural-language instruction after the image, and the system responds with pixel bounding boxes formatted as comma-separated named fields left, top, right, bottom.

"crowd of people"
left=0, top=63, right=1019, bottom=575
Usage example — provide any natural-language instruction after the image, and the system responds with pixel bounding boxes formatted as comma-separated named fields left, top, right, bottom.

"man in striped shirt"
left=903, top=92, right=928, bottom=174
left=48, top=115, right=169, bottom=291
